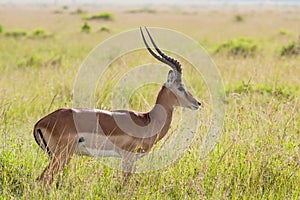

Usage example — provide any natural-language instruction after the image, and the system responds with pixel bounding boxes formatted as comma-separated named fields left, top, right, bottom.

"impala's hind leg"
left=37, top=140, right=77, bottom=186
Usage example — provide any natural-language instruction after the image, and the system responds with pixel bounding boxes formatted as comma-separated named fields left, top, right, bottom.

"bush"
left=280, top=39, right=300, bottom=57
left=278, top=29, right=294, bottom=36
left=98, top=26, right=110, bottom=33
left=81, top=22, right=91, bottom=33
left=214, top=37, right=257, bottom=57
left=234, top=14, right=244, bottom=22
left=17, top=55, right=43, bottom=68
left=127, top=8, right=157, bottom=14
left=30, top=29, right=52, bottom=38
left=82, top=12, right=115, bottom=21
left=71, top=8, right=86, bottom=15
left=5, top=30, right=27, bottom=38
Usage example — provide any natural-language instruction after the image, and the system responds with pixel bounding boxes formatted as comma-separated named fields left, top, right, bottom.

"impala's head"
left=140, top=27, right=201, bottom=110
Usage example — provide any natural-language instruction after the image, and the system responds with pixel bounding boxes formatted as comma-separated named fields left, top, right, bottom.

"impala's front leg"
left=121, top=154, right=137, bottom=185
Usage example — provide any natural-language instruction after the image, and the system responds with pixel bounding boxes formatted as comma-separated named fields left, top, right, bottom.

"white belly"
left=76, top=132, right=122, bottom=158
left=77, top=143, right=121, bottom=157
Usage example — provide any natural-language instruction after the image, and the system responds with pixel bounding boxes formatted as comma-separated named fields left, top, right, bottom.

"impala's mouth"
left=190, top=105, right=200, bottom=110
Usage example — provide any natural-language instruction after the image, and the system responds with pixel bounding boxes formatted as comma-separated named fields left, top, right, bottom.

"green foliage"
left=0, top=24, right=3, bottom=33
left=3, top=28, right=52, bottom=39
left=127, top=8, right=157, bottom=14
left=82, top=12, right=115, bottom=21
left=98, top=26, right=110, bottom=33
left=17, top=54, right=62, bottom=69
left=81, top=22, right=91, bottom=33
left=17, top=55, right=42, bottom=68
left=62, top=5, right=68, bottom=10
left=280, top=39, right=300, bottom=56
left=214, top=37, right=257, bottom=57
left=234, top=14, right=244, bottom=22
left=71, top=8, right=86, bottom=15
left=29, top=29, right=52, bottom=38
left=5, top=29, right=27, bottom=38
left=226, top=82, right=299, bottom=99
left=278, top=29, right=294, bottom=36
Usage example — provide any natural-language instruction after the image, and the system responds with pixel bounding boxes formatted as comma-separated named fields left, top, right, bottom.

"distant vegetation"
left=280, top=39, right=300, bottom=56
left=29, top=29, right=52, bottom=38
left=226, top=82, right=299, bottom=100
left=62, top=5, right=69, bottom=10
left=81, top=22, right=91, bottom=33
left=0, top=24, right=3, bottom=33
left=82, top=11, right=115, bottom=21
left=5, top=29, right=27, bottom=38
left=127, top=8, right=157, bottom=14
left=234, top=14, right=244, bottom=22
left=4, top=28, right=52, bottom=38
left=278, top=29, right=294, bottom=36
left=98, top=26, right=110, bottom=33
left=17, top=54, right=62, bottom=69
left=70, top=8, right=86, bottom=15
left=214, top=37, right=257, bottom=57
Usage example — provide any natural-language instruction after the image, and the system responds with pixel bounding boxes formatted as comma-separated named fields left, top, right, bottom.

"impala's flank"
left=33, top=27, right=201, bottom=185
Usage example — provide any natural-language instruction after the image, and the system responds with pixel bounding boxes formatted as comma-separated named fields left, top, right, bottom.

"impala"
left=33, top=27, right=201, bottom=185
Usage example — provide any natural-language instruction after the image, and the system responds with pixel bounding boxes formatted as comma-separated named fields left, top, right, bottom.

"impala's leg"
left=37, top=139, right=77, bottom=186
left=121, top=154, right=137, bottom=185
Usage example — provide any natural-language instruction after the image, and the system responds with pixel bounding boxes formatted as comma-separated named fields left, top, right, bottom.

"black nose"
left=197, top=102, right=201, bottom=106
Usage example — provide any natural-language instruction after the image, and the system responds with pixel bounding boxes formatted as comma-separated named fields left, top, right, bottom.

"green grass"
left=213, top=37, right=258, bottom=57
left=280, top=40, right=300, bottom=57
left=0, top=6, right=300, bottom=200
left=82, top=11, right=115, bottom=21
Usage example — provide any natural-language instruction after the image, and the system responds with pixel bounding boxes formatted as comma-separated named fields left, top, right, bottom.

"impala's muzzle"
left=191, top=101, right=201, bottom=110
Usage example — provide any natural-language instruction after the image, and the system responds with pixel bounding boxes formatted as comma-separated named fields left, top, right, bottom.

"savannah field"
left=0, top=4, right=300, bottom=199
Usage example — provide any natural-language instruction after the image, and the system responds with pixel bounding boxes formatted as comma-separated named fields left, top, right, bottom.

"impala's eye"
left=178, top=86, right=185, bottom=92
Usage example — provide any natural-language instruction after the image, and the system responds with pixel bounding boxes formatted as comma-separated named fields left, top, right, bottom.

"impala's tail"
left=33, top=124, right=51, bottom=156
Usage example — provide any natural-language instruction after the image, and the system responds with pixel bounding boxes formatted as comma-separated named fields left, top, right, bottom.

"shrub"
left=280, top=39, right=300, bottom=56
left=71, top=8, right=86, bottom=15
left=234, top=14, right=244, bottom=22
left=127, top=8, right=157, bottom=14
left=82, top=12, right=115, bottom=21
left=30, top=29, right=52, bottom=38
left=17, top=55, right=43, bottom=68
left=81, top=22, right=91, bottom=33
left=214, top=37, right=257, bottom=57
left=226, top=82, right=298, bottom=99
left=5, top=30, right=27, bottom=38
left=98, top=26, right=110, bottom=33
left=278, top=29, right=294, bottom=36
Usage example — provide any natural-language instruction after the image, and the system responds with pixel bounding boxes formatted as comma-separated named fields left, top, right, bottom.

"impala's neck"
left=148, top=86, right=177, bottom=142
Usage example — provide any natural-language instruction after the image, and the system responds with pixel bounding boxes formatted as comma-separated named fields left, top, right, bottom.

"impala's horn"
left=140, top=27, right=182, bottom=81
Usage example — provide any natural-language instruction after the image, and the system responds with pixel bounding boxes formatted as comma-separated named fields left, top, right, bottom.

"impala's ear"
left=166, top=70, right=176, bottom=88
